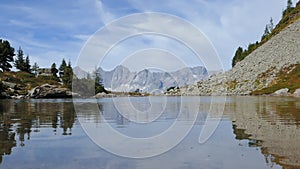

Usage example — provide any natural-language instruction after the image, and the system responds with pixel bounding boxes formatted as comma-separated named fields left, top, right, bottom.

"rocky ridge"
left=167, top=18, right=300, bottom=96
left=74, top=65, right=208, bottom=93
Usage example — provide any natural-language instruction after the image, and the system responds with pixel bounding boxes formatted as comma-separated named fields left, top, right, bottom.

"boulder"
left=0, top=91, right=10, bottom=99
left=27, top=84, right=79, bottom=98
left=11, top=95, right=25, bottom=99
left=94, top=92, right=115, bottom=98
left=293, top=89, right=300, bottom=97
left=2, top=81, right=16, bottom=89
left=94, top=92, right=107, bottom=98
left=272, top=88, right=289, bottom=96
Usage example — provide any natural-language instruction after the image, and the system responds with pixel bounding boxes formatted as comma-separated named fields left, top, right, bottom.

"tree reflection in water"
left=227, top=96, right=300, bottom=169
left=0, top=99, right=75, bottom=163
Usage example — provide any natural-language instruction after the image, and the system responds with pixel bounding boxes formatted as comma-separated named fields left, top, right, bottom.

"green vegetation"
left=72, top=68, right=107, bottom=97
left=1, top=37, right=108, bottom=97
left=94, top=70, right=106, bottom=94
left=0, top=71, right=59, bottom=94
left=0, top=39, right=15, bottom=72
left=59, top=59, right=67, bottom=77
left=232, top=0, right=300, bottom=67
left=251, top=64, right=300, bottom=95
left=51, top=63, right=58, bottom=78
left=32, top=62, right=39, bottom=76
left=14, top=47, right=31, bottom=73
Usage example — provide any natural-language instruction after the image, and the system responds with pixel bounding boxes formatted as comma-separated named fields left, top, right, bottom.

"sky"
left=0, top=0, right=297, bottom=71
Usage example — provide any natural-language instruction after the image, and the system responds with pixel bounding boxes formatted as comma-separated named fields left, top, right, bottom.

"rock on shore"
left=27, top=84, right=79, bottom=99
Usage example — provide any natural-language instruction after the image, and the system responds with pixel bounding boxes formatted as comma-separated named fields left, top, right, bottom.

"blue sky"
left=0, top=0, right=296, bottom=71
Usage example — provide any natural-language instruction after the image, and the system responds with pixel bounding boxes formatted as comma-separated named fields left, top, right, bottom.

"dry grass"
left=251, top=64, right=300, bottom=95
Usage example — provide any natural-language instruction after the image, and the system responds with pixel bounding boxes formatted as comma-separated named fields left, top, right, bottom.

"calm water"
left=0, top=96, right=300, bottom=169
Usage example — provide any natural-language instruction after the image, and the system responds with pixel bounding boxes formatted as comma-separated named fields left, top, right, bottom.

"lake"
left=0, top=96, right=299, bottom=169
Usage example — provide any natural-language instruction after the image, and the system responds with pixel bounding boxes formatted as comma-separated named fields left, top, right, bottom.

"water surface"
left=0, top=96, right=299, bottom=169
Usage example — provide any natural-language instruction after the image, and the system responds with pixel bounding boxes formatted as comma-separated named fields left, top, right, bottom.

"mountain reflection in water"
left=0, top=97, right=299, bottom=169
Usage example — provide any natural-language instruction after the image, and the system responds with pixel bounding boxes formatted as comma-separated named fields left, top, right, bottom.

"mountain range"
left=74, top=65, right=208, bottom=93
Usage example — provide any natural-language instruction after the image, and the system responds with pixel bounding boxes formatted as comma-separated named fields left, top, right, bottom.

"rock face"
left=74, top=65, right=208, bottom=93
left=27, top=84, right=76, bottom=98
left=168, top=18, right=300, bottom=96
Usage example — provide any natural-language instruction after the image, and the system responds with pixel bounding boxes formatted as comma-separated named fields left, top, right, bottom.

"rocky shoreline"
left=0, top=83, right=150, bottom=99
left=1, top=82, right=300, bottom=99
left=0, top=83, right=79, bottom=99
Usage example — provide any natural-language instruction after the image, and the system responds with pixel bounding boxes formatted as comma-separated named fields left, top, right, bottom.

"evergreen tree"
left=232, top=47, right=244, bottom=67
left=93, top=68, right=106, bottom=93
left=25, top=55, right=31, bottom=73
left=59, top=59, right=67, bottom=77
left=32, top=62, right=39, bottom=76
left=261, top=25, right=271, bottom=41
left=62, top=66, right=73, bottom=89
left=287, top=0, right=293, bottom=9
left=15, top=48, right=31, bottom=72
left=68, top=60, right=71, bottom=68
left=61, top=60, right=74, bottom=89
left=269, top=17, right=274, bottom=33
left=0, top=38, right=15, bottom=72
left=263, top=25, right=270, bottom=36
left=15, top=47, right=26, bottom=71
left=51, top=63, right=58, bottom=77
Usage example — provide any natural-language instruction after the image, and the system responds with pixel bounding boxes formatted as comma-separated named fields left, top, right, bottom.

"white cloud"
left=124, top=0, right=289, bottom=69
left=1, top=0, right=295, bottom=70
left=76, top=13, right=222, bottom=73
left=95, top=0, right=117, bottom=24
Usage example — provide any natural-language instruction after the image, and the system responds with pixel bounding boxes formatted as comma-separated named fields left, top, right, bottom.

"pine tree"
left=232, top=47, right=244, bottom=67
left=287, top=0, right=293, bottom=9
left=261, top=25, right=271, bottom=41
left=264, top=25, right=270, bottom=36
left=15, top=47, right=25, bottom=71
left=25, top=55, right=31, bottom=73
left=93, top=68, right=106, bottom=93
left=51, top=63, right=58, bottom=77
left=269, top=17, right=274, bottom=33
left=32, top=62, right=39, bottom=76
left=61, top=60, right=74, bottom=89
left=59, top=59, right=67, bottom=77
left=62, top=66, right=73, bottom=89
left=0, top=39, right=15, bottom=72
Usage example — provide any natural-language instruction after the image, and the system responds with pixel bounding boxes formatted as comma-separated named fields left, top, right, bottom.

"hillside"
left=232, top=1, right=300, bottom=67
left=167, top=17, right=300, bottom=96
